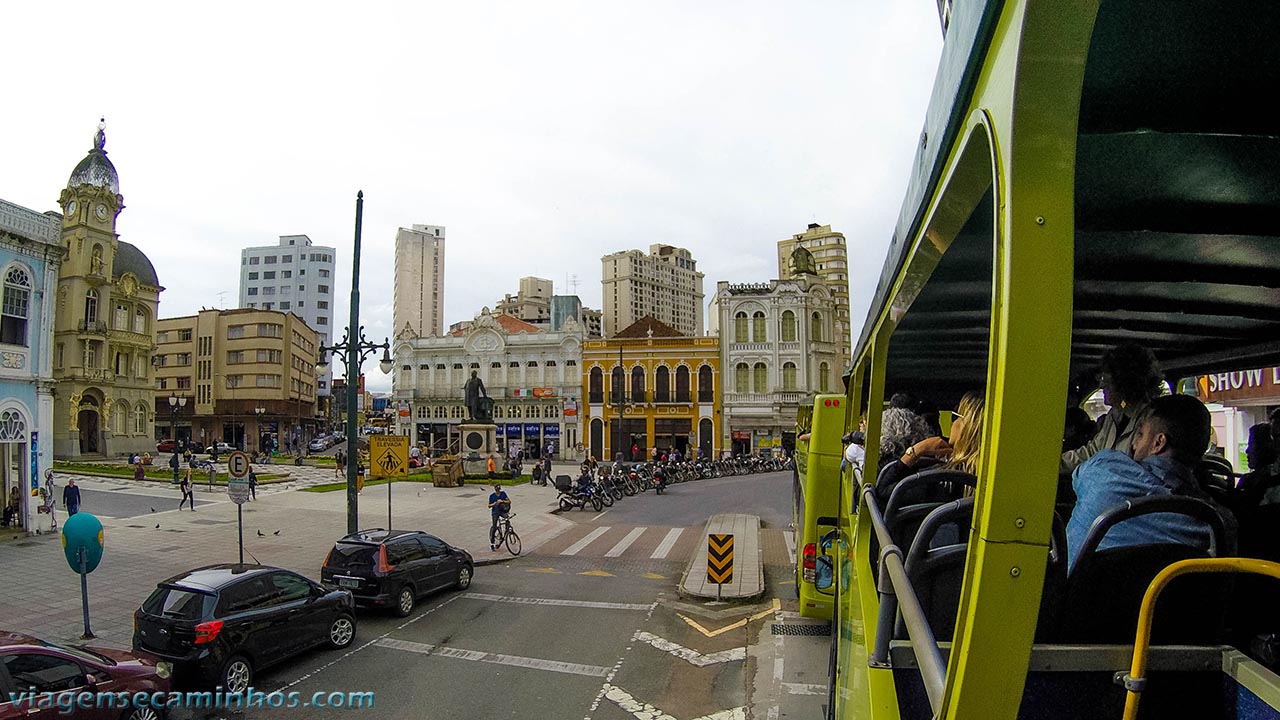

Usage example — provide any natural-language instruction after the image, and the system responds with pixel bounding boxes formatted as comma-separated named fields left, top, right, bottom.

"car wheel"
left=122, top=706, right=162, bottom=720
left=456, top=564, right=473, bottom=590
left=220, top=655, right=253, bottom=695
left=395, top=585, right=416, bottom=617
left=328, top=613, right=356, bottom=649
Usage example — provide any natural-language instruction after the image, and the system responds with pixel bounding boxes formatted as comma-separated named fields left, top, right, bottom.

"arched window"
left=134, top=405, right=147, bottom=434
left=783, top=362, right=797, bottom=391
left=631, top=366, right=646, bottom=403
left=113, top=400, right=129, bottom=435
left=589, top=367, right=604, bottom=403
left=675, top=366, right=691, bottom=402
left=1, top=266, right=31, bottom=346
left=734, top=312, right=748, bottom=343
left=133, top=307, right=147, bottom=334
left=655, top=366, right=671, bottom=402
left=811, top=312, right=822, bottom=342
left=753, top=363, right=768, bottom=393
left=698, top=365, right=713, bottom=403
left=781, top=311, right=796, bottom=343
left=735, top=363, right=749, bottom=394
left=114, top=303, right=128, bottom=330
left=611, top=366, right=625, bottom=404
left=752, top=312, right=766, bottom=342
left=83, top=289, right=99, bottom=325
left=819, top=362, right=830, bottom=393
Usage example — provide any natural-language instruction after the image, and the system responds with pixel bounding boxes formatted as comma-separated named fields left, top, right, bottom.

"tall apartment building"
left=778, top=224, right=851, bottom=363
left=238, top=235, right=335, bottom=405
left=601, top=244, right=704, bottom=337
left=495, top=276, right=553, bottom=325
left=154, top=308, right=319, bottom=453
left=392, top=224, right=446, bottom=339
left=551, top=295, right=603, bottom=338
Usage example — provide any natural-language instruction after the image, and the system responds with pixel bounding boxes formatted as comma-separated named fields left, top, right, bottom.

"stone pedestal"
left=458, top=424, right=497, bottom=456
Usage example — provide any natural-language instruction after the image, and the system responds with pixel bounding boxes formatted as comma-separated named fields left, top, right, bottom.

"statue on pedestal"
left=463, top=370, right=492, bottom=424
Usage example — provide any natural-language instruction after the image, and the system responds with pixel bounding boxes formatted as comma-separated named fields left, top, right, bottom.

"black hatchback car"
left=321, top=529, right=473, bottom=616
left=132, top=564, right=355, bottom=693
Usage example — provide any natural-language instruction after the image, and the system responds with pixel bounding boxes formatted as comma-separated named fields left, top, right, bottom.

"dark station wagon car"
left=132, top=565, right=355, bottom=693
left=321, top=529, right=474, bottom=616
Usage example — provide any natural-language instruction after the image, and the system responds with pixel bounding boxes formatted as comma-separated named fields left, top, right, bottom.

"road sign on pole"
left=370, top=436, right=408, bottom=478
left=707, top=533, right=734, bottom=586
left=226, top=451, right=251, bottom=505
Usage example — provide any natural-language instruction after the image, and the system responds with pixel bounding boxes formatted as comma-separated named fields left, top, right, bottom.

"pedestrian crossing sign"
left=369, top=436, right=409, bottom=478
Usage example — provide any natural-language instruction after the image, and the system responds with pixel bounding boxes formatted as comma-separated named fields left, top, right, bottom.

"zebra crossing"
left=548, top=524, right=692, bottom=560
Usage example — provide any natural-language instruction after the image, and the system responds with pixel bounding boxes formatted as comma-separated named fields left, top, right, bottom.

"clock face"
left=66, top=201, right=77, bottom=218
left=95, top=204, right=107, bottom=220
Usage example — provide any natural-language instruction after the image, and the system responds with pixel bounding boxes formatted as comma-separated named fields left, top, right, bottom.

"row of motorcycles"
left=553, top=454, right=795, bottom=512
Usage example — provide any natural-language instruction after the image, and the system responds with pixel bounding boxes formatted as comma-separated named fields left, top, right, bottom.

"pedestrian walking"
left=487, top=455, right=496, bottom=479
left=335, top=449, right=346, bottom=478
left=248, top=468, right=258, bottom=501
left=169, top=452, right=181, bottom=484
left=178, top=468, right=195, bottom=511
left=62, top=479, right=81, bottom=516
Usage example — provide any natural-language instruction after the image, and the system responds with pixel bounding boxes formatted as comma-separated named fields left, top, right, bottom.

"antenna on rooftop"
left=217, top=291, right=228, bottom=308
left=569, top=274, right=579, bottom=295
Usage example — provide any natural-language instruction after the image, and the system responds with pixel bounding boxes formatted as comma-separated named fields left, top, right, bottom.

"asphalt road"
left=76, top=483, right=214, bottom=519
left=165, top=468, right=792, bottom=719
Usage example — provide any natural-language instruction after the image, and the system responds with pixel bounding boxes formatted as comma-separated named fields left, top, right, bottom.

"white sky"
left=2, top=2, right=942, bottom=392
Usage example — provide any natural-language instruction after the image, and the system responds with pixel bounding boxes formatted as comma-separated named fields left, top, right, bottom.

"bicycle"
left=493, top=513, right=522, bottom=556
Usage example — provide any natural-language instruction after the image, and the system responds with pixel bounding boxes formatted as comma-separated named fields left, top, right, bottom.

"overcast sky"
left=2, top=2, right=942, bottom=392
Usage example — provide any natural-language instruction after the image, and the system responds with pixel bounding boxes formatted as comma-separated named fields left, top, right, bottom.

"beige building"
left=601, top=244, right=704, bottom=337
left=52, top=122, right=164, bottom=459
left=392, top=224, right=446, bottom=338
left=495, top=276, right=553, bottom=325
left=154, top=308, right=319, bottom=454
left=777, top=223, right=851, bottom=364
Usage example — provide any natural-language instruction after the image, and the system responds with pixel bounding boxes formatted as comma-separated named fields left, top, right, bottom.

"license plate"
left=337, top=577, right=360, bottom=589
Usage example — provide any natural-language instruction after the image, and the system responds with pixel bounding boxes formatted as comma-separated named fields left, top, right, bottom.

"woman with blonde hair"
left=944, top=391, right=985, bottom=476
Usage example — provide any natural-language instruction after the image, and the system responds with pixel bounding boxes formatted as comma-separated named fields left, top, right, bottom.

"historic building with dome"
left=52, top=122, right=164, bottom=459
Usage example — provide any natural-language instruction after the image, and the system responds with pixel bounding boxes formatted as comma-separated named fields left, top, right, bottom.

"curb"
left=677, top=514, right=766, bottom=602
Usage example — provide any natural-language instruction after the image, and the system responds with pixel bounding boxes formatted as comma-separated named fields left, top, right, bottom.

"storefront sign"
left=564, top=399, right=578, bottom=417
left=544, top=424, right=561, bottom=437
left=495, top=425, right=505, bottom=436
left=30, top=431, right=38, bottom=495
left=1197, top=367, right=1280, bottom=404
left=533, top=388, right=556, bottom=398
left=506, top=424, right=523, bottom=437
left=524, top=423, right=541, bottom=436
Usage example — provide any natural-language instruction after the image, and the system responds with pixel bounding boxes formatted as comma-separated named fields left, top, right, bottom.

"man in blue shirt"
left=1066, top=394, right=1213, bottom=570
left=488, top=484, right=510, bottom=551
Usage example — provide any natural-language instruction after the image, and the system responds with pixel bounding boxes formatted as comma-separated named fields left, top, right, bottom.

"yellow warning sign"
left=369, top=435, right=409, bottom=478
left=707, top=533, right=734, bottom=584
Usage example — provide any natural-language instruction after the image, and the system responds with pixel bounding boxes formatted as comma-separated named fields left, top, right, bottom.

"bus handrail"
left=1121, top=557, right=1280, bottom=720
left=862, top=482, right=947, bottom=713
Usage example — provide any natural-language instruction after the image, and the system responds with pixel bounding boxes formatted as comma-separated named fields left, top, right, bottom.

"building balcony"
left=108, top=328, right=153, bottom=347
left=722, top=391, right=808, bottom=406
left=78, top=320, right=108, bottom=335
left=728, top=342, right=772, bottom=352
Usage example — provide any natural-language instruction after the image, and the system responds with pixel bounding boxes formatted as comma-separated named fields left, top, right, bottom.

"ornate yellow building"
left=52, top=122, right=163, bottom=458
left=580, top=317, right=721, bottom=462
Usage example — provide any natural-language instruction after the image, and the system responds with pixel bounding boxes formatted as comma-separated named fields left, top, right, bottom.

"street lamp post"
left=316, top=191, right=393, bottom=535
left=254, top=407, right=265, bottom=457
left=168, top=393, right=187, bottom=482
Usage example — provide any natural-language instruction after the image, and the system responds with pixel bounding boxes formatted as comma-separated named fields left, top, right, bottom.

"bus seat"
left=1059, top=495, right=1229, bottom=644
left=1034, top=512, right=1069, bottom=643
left=895, top=496, right=974, bottom=641
left=1197, top=453, right=1236, bottom=504
left=884, top=469, right=977, bottom=549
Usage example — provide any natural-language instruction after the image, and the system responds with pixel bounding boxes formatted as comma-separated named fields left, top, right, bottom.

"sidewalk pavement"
left=0, top=472, right=574, bottom=649
left=679, top=513, right=764, bottom=600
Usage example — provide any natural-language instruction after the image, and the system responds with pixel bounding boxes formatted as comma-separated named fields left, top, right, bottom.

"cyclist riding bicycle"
left=488, top=484, right=511, bottom=551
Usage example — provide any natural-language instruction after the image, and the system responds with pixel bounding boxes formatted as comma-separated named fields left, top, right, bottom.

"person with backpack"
left=178, top=467, right=195, bottom=511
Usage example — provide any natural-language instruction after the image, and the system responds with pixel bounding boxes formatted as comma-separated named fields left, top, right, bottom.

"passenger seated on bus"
left=1234, top=418, right=1278, bottom=508
left=1061, top=343, right=1164, bottom=473
left=1062, top=407, right=1097, bottom=453
left=874, top=393, right=985, bottom=505
left=1065, top=394, right=1214, bottom=570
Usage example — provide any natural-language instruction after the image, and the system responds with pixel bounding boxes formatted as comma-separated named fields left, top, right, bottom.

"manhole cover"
left=772, top=623, right=831, bottom=636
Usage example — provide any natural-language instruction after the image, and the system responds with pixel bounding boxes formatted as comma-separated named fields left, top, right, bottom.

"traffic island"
left=679, top=513, right=764, bottom=601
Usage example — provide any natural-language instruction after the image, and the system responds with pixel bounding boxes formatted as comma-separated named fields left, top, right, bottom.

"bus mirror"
left=815, top=556, right=834, bottom=590
left=820, top=529, right=838, bottom=553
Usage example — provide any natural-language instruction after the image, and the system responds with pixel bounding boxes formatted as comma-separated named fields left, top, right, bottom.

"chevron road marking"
left=633, top=631, right=746, bottom=666
left=601, top=683, right=746, bottom=720
left=651, top=527, right=684, bottom=559
left=606, top=527, right=647, bottom=557
left=375, top=637, right=609, bottom=677
left=561, top=526, right=611, bottom=555
left=678, top=598, right=781, bottom=638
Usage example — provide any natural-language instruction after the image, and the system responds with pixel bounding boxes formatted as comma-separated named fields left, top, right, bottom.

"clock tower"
left=52, top=121, right=164, bottom=459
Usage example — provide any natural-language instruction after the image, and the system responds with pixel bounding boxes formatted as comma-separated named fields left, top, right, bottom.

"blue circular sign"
left=61, top=513, right=104, bottom=574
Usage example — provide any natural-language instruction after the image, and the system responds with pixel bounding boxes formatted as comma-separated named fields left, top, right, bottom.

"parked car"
left=308, top=437, right=329, bottom=452
left=156, top=439, right=177, bottom=453
left=0, top=630, right=171, bottom=720
left=132, top=565, right=355, bottom=693
left=321, top=529, right=473, bottom=617
left=204, top=442, right=234, bottom=455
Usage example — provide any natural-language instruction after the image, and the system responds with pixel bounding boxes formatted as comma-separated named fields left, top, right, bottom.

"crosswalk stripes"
left=561, top=526, right=611, bottom=556
left=605, top=527, right=647, bottom=557
left=651, top=528, right=684, bottom=559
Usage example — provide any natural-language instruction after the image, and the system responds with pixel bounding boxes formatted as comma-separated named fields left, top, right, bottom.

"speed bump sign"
left=369, top=436, right=408, bottom=478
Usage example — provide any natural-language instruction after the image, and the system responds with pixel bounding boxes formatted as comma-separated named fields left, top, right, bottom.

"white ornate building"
left=391, top=308, right=586, bottom=458
left=708, top=272, right=843, bottom=455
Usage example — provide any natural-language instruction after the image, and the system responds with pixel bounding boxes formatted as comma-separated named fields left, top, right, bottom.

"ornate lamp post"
left=316, top=191, right=393, bottom=535
left=167, top=393, right=187, bottom=448
left=253, top=407, right=265, bottom=455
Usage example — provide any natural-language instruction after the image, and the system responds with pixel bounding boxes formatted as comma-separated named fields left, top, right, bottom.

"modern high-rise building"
left=238, top=234, right=336, bottom=402
left=392, top=224, right=446, bottom=339
left=495, top=276, right=553, bottom=325
left=601, top=244, right=704, bottom=337
left=778, top=224, right=851, bottom=363
left=551, top=295, right=603, bottom=338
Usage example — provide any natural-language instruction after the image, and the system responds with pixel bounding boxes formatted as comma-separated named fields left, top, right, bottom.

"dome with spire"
left=67, top=119, right=120, bottom=194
